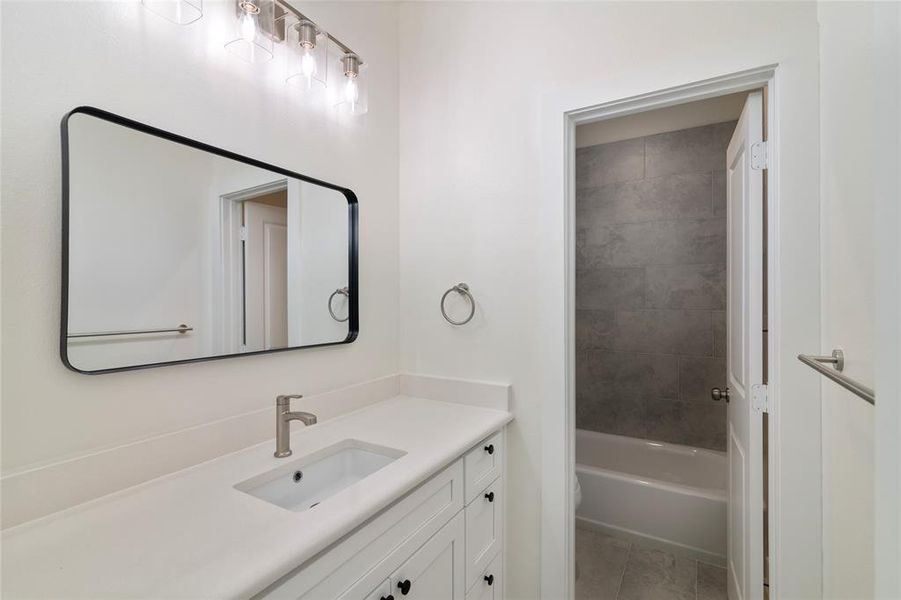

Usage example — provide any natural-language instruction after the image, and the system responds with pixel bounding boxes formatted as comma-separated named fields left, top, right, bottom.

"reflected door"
left=243, top=200, right=288, bottom=350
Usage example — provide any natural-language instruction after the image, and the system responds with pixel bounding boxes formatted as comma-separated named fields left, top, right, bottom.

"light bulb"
left=300, top=48, right=317, bottom=80
left=344, top=76, right=359, bottom=104
left=239, top=11, right=257, bottom=42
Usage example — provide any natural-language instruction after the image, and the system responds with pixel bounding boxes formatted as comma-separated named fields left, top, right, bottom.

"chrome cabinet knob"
left=711, top=387, right=730, bottom=403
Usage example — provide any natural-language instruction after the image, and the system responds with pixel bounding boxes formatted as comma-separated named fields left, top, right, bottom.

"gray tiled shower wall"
left=575, top=121, right=736, bottom=452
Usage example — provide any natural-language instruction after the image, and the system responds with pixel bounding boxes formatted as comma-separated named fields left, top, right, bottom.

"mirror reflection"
left=64, top=110, right=356, bottom=373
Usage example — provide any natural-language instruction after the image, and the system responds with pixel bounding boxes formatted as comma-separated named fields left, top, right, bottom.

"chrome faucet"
left=274, top=394, right=317, bottom=458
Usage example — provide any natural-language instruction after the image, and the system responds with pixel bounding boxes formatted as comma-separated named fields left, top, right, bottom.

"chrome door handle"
left=711, top=387, right=730, bottom=403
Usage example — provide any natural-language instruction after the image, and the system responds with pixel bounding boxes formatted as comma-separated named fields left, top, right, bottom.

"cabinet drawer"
left=258, top=460, right=464, bottom=599
left=464, top=431, right=503, bottom=504
left=465, top=553, right=502, bottom=600
left=464, top=478, right=502, bottom=591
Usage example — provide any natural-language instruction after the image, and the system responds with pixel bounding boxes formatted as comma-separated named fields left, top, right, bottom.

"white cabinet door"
left=391, top=512, right=466, bottom=600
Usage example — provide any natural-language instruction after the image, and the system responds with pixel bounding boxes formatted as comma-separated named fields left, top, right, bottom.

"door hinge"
left=239, top=225, right=248, bottom=241
left=751, top=141, right=768, bottom=170
left=752, top=383, right=769, bottom=414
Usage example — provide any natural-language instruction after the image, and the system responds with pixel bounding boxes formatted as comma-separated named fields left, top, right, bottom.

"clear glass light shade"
left=224, top=0, right=275, bottom=64
left=285, top=21, right=328, bottom=94
left=333, top=57, right=368, bottom=116
left=141, top=0, right=202, bottom=25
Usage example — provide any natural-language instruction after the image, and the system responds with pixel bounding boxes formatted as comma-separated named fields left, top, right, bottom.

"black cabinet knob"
left=484, top=574, right=495, bottom=586
left=397, top=579, right=412, bottom=595
left=484, top=444, right=494, bottom=455
left=380, top=596, right=395, bottom=600
left=485, top=491, right=495, bottom=502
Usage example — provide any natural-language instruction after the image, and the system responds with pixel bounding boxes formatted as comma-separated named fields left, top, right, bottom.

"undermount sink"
left=235, top=439, right=406, bottom=512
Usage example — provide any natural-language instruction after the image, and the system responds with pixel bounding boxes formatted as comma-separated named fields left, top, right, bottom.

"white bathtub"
left=575, top=429, right=727, bottom=565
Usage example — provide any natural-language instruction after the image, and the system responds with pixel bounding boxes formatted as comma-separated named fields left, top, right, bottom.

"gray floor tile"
left=697, top=562, right=728, bottom=600
left=575, top=528, right=631, bottom=600
left=617, top=545, right=697, bottom=600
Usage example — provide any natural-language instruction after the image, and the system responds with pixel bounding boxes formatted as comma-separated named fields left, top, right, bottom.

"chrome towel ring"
left=441, top=283, right=475, bottom=326
left=328, top=287, right=350, bottom=322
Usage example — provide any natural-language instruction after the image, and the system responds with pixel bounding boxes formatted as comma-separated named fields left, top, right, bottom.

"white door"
left=243, top=200, right=288, bottom=351
left=391, top=512, right=465, bottom=600
left=725, top=91, right=765, bottom=600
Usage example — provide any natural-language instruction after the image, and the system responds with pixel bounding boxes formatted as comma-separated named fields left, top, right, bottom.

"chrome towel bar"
left=68, top=324, right=193, bottom=338
left=797, top=349, right=875, bottom=405
left=441, top=283, right=475, bottom=326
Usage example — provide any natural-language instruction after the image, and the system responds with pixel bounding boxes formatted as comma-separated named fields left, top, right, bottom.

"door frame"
left=546, top=65, right=779, bottom=599
left=217, top=179, right=288, bottom=354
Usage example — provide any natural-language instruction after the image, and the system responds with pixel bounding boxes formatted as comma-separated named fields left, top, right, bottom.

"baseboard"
left=575, top=515, right=727, bottom=568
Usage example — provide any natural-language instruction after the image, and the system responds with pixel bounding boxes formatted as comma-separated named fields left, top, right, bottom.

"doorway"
left=549, top=67, right=778, bottom=600
left=218, top=179, right=290, bottom=354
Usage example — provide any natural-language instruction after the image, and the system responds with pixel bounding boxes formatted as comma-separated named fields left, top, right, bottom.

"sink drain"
left=293, top=470, right=303, bottom=483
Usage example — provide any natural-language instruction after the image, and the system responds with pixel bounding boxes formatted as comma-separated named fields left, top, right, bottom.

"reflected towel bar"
left=797, top=349, right=875, bottom=405
left=68, top=324, right=193, bottom=338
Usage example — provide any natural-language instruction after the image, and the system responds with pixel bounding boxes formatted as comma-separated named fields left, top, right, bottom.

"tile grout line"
left=614, top=540, right=633, bottom=600
left=695, top=559, right=699, bottom=600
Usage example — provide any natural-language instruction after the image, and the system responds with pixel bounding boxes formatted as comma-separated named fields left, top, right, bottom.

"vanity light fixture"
left=142, top=0, right=368, bottom=115
left=335, top=52, right=368, bottom=116
left=225, top=0, right=276, bottom=63
left=285, top=19, right=328, bottom=94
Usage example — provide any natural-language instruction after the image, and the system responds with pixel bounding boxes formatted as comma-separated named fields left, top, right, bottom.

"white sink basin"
left=235, top=440, right=405, bottom=512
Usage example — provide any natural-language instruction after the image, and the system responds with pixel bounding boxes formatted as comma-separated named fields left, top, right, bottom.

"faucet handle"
left=276, top=394, right=303, bottom=406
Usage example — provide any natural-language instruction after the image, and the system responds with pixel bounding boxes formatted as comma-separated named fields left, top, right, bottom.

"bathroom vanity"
left=1, top=395, right=512, bottom=599
left=257, top=428, right=505, bottom=600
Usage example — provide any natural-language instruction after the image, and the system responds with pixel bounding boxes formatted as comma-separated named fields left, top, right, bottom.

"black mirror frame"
left=60, top=106, right=359, bottom=375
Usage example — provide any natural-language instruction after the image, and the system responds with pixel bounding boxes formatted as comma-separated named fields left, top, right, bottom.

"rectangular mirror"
left=61, top=107, right=358, bottom=374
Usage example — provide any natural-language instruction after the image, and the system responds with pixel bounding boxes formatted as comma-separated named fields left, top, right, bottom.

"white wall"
left=0, top=0, right=399, bottom=514
left=874, top=4, right=901, bottom=597
left=818, top=3, right=878, bottom=597
left=398, top=3, right=822, bottom=598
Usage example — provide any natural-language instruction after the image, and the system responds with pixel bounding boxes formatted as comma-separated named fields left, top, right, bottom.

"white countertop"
left=1, top=396, right=513, bottom=599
